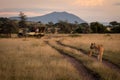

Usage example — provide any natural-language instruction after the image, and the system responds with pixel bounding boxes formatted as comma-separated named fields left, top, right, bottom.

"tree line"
left=0, top=12, right=120, bottom=37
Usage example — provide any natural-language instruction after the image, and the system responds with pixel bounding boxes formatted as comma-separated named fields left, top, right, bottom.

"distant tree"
left=19, top=12, right=27, bottom=28
left=110, top=21, right=120, bottom=33
left=80, top=23, right=91, bottom=33
left=9, top=20, right=19, bottom=33
left=111, top=26, right=120, bottom=33
left=47, top=21, right=54, bottom=28
left=0, top=18, right=10, bottom=36
left=46, top=21, right=55, bottom=33
left=75, top=23, right=91, bottom=33
left=75, top=26, right=83, bottom=33
left=57, top=20, right=73, bottom=33
left=18, top=12, right=28, bottom=37
left=90, top=22, right=106, bottom=33
left=74, top=21, right=78, bottom=25
left=28, top=23, right=35, bottom=32
left=0, top=17, right=19, bottom=37
left=109, top=21, right=118, bottom=27
left=38, top=21, right=42, bottom=24
left=74, top=21, right=79, bottom=29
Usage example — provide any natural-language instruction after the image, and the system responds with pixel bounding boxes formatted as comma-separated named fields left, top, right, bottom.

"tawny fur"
left=88, top=43, right=104, bottom=62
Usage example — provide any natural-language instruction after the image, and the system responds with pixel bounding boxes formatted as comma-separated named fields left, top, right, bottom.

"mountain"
left=10, top=11, right=86, bottom=23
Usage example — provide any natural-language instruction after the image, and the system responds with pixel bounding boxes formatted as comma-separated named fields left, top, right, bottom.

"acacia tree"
left=0, top=18, right=18, bottom=37
left=46, top=22, right=55, bottom=33
left=57, top=20, right=75, bottom=33
left=19, top=12, right=27, bottom=28
left=110, top=21, right=118, bottom=27
left=110, top=21, right=120, bottom=33
left=90, top=22, right=106, bottom=33
left=18, top=12, right=28, bottom=37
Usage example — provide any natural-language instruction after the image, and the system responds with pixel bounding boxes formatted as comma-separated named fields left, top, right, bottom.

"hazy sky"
left=0, top=0, right=120, bottom=22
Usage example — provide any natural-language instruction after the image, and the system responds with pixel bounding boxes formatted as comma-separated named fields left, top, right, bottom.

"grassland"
left=61, top=34, right=120, bottom=68
left=0, top=34, right=120, bottom=80
left=0, top=38, right=81, bottom=80
left=47, top=39, right=120, bottom=80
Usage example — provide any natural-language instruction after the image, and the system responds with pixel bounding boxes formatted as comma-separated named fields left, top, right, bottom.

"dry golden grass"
left=61, top=34, right=120, bottom=52
left=60, top=34, right=120, bottom=67
left=48, top=39, right=120, bottom=80
left=0, top=34, right=119, bottom=80
left=0, top=38, right=81, bottom=80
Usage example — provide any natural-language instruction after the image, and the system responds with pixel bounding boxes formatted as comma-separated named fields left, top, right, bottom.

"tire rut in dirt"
left=45, top=41, right=100, bottom=80
left=56, top=41, right=120, bottom=73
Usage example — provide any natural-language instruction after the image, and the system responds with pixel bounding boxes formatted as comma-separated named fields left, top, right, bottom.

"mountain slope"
left=10, top=12, right=86, bottom=23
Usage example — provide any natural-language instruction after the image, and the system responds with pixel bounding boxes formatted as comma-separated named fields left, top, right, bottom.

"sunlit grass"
left=0, top=39, right=81, bottom=80
left=61, top=34, right=120, bottom=68
left=103, top=51, right=120, bottom=67
left=0, top=34, right=119, bottom=80
left=49, top=40, right=120, bottom=80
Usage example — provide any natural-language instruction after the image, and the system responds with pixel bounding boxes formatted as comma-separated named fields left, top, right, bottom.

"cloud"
left=73, top=0, right=104, bottom=7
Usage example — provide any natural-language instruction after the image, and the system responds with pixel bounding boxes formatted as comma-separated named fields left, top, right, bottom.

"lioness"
left=89, top=43, right=104, bottom=62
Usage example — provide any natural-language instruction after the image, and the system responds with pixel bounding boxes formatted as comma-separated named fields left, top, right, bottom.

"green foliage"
left=90, top=22, right=106, bottom=33
left=1, top=13, right=120, bottom=35
left=48, top=20, right=78, bottom=33
left=109, top=21, right=120, bottom=33
left=18, top=12, right=27, bottom=28
left=75, top=23, right=91, bottom=33
left=57, top=20, right=73, bottom=33
left=110, top=21, right=118, bottom=26
left=111, top=26, right=120, bottom=33
left=0, top=17, right=19, bottom=37
left=75, top=26, right=83, bottom=33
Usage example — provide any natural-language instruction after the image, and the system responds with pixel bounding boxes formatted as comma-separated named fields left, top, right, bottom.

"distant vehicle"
left=18, top=27, right=46, bottom=38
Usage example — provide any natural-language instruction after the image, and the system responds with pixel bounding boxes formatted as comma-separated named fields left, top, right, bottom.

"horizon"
left=0, top=0, right=120, bottom=23
left=9, top=11, right=118, bottom=24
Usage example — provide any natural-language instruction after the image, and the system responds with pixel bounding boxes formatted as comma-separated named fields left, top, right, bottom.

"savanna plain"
left=0, top=34, right=120, bottom=80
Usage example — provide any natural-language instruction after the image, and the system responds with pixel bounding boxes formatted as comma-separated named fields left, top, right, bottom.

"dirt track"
left=56, top=40, right=120, bottom=73
left=45, top=41, right=100, bottom=80
left=43, top=37, right=120, bottom=80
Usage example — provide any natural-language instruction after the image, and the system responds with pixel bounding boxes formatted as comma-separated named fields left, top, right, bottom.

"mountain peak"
left=52, top=11, right=68, bottom=13
left=48, top=11, right=70, bottom=15
left=10, top=11, right=86, bottom=23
